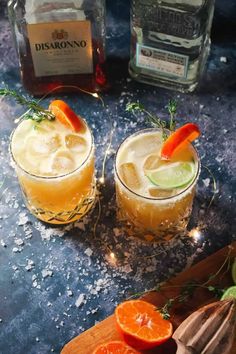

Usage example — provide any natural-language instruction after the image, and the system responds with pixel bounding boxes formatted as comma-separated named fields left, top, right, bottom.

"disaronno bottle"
left=129, top=0, right=215, bottom=92
left=8, top=0, right=106, bottom=95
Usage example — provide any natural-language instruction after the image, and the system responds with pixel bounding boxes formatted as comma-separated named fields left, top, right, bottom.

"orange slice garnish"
left=49, top=100, right=85, bottom=132
left=115, top=300, right=173, bottom=350
left=161, top=123, right=200, bottom=160
left=92, top=341, right=140, bottom=354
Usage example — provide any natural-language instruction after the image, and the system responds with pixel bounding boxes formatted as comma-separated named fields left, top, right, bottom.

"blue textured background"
left=0, top=1, right=236, bottom=354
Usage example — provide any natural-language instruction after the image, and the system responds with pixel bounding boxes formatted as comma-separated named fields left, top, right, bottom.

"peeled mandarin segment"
left=161, top=123, right=200, bottom=160
left=92, top=341, right=140, bottom=354
left=115, top=300, right=173, bottom=350
left=49, top=100, right=85, bottom=133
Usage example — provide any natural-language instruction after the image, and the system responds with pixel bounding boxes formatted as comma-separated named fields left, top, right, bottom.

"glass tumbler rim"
left=9, top=118, right=94, bottom=181
left=114, top=127, right=201, bottom=202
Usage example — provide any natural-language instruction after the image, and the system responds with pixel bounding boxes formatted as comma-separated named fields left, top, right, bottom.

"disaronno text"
left=35, top=40, right=87, bottom=51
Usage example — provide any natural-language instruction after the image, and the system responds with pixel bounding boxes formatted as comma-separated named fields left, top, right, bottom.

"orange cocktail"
left=10, top=104, right=95, bottom=224
left=115, top=128, right=200, bottom=241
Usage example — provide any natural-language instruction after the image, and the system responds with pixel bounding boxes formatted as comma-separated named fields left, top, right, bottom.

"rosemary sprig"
left=126, top=100, right=177, bottom=141
left=0, top=88, right=55, bottom=122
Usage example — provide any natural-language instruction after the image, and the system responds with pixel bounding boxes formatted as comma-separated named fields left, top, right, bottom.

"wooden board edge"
left=61, top=242, right=236, bottom=354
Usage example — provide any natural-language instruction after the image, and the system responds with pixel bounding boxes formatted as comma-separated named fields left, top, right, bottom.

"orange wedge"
left=49, top=100, right=85, bottom=132
left=92, top=341, right=140, bottom=354
left=115, top=300, right=173, bottom=350
left=161, top=123, right=200, bottom=160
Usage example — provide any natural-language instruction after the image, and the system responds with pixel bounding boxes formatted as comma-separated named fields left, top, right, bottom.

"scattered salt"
left=1, top=240, right=6, bottom=247
left=202, top=178, right=210, bottom=188
left=14, top=238, right=24, bottom=246
left=84, top=248, right=93, bottom=257
left=18, top=212, right=29, bottom=226
left=12, top=247, right=21, bottom=253
left=220, top=56, right=227, bottom=63
left=42, top=269, right=53, bottom=278
left=25, top=259, right=35, bottom=271
left=75, top=294, right=85, bottom=308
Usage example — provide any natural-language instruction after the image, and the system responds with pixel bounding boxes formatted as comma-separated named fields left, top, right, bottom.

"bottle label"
left=136, top=4, right=201, bottom=39
left=136, top=44, right=189, bottom=78
left=27, top=21, right=93, bottom=77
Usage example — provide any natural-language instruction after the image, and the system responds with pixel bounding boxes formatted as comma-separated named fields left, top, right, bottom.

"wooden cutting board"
left=61, top=242, right=236, bottom=354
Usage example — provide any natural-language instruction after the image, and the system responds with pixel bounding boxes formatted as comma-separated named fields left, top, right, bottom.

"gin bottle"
left=129, top=0, right=215, bottom=92
left=8, top=0, right=107, bottom=96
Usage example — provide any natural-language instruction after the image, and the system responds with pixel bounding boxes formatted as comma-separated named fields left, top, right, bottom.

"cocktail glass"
left=10, top=118, right=95, bottom=224
left=114, top=128, right=200, bottom=241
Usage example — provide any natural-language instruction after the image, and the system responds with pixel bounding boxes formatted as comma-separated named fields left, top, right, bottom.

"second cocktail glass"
left=114, top=128, right=200, bottom=242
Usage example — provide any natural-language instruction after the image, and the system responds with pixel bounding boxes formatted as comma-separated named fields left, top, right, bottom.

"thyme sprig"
left=168, top=99, right=177, bottom=131
left=126, top=99, right=178, bottom=141
left=0, top=88, right=55, bottom=122
left=129, top=246, right=233, bottom=320
left=156, top=247, right=232, bottom=319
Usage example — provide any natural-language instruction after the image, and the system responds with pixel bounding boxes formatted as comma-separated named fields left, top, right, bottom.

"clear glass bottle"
left=129, top=0, right=215, bottom=92
left=8, top=0, right=107, bottom=96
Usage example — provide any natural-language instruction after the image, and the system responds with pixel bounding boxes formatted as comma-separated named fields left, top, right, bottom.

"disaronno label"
left=27, top=21, right=93, bottom=77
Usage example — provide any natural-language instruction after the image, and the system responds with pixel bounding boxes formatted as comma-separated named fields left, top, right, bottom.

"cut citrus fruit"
left=49, top=100, right=85, bottom=132
left=115, top=300, right=173, bottom=350
left=161, top=123, right=200, bottom=160
left=221, top=286, right=236, bottom=300
left=146, top=161, right=195, bottom=189
left=92, top=341, right=140, bottom=354
left=232, top=258, right=236, bottom=284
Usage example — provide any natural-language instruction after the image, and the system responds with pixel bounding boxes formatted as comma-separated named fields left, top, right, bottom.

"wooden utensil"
left=61, top=242, right=236, bottom=354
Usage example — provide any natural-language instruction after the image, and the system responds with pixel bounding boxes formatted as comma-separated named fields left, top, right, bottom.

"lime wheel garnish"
left=221, top=286, right=236, bottom=300
left=146, top=161, right=196, bottom=189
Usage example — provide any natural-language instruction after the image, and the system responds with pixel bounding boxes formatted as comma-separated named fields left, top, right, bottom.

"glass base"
left=23, top=186, right=96, bottom=225
left=117, top=204, right=192, bottom=243
left=129, top=64, right=198, bottom=93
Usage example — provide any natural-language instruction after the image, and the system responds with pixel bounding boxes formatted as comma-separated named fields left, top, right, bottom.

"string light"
left=110, top=252, right=115, bottom=259
left=107, top=251, right=117, bottom=266
left=189, top=227, right=202, bottom=241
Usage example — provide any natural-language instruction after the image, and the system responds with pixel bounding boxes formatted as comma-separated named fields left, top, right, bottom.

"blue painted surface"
left=0, top=1, right=236, bottom=353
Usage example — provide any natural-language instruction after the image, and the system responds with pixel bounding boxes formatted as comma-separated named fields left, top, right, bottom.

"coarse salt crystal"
left=75, top=294, right=85, bottom=308
left=42, top=269, right=53, bottom=278
left=14, top=238, right=24, bottom=246
left=84, top=248, right=93, bottom=257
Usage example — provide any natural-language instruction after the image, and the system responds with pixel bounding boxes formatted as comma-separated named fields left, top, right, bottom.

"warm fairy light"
left=92, top=93, right=99, bottom=98
left=110, top=252, right=115, bottom=259
left=189, top=227, right=202, bottom=241
left=99, top=177, right=105, bottom=184
left=107, top=251, right=117, bottom=266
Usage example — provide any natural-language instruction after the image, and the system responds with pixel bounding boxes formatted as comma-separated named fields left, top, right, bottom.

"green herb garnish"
left=0, top=88, right=55, bottom=123
left=167, top=99, right=177, bottom=132
left=129, top=246, right=232, bottom=320
left=126, top=99, right=178, bottom=141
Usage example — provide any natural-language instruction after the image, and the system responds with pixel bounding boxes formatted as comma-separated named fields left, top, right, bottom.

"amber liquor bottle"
left=8, top=0, right=107, bottom=96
